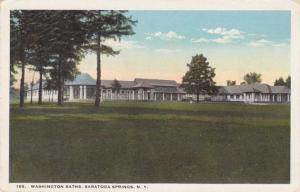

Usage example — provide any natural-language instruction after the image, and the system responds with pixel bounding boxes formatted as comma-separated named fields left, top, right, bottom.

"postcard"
left=0, top=0, right=300, bottom=191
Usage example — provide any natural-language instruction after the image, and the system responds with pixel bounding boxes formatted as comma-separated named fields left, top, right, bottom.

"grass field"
left=10, top=101, right=290, bottom=183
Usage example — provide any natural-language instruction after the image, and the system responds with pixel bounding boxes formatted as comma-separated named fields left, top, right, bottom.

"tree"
left=274, top=75, right=291, bottom=89
left=42, top=10, right=87, bottom=105
left=25, top=11, right=55, bottom=104
left=10, top=10, right=32, bottom=107
left=286, top=76, right=291, bottom=89
left=111, top=79, right=122, bottom=99
left=226, top=80, right=236, bottom=86
left=84, top=10, right=137, bottom=107
left=274, top=77, right=286, bottom=86
left=111, top=79, right=121, bottom=93
left=243, top=72, right=262, bottom=84
left=181, top=54, right=217, bottom=103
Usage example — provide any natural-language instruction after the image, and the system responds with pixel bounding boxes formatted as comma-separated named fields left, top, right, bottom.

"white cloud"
left=155, top=48, right=181, bottom=53
left=191, top=27, right=244, bottom=44
left=191, top=38, right=210, bottom=43
left=211, top=37, right=232, bottom=44
left=202, top=27, right=244, bottom=40
left=145, top=31, right=185, bottom=40
left=248, top=39, right=288, bottom=48
left=191, top=36, right=233, bottom=44
left=145, top=36, right=153, bottom=40
left=248, top=39, right=272, bottom=47
left=103, top=39, right=144, bottom=49
left=272, top=43, right=288, bottom=47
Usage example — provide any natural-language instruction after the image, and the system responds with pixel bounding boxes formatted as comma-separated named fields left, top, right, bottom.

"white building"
left=213, top=83, right=290, bottom=103
left=26, top=73, right=291, bottom=103
left=26, top=73, right=186, bottom=102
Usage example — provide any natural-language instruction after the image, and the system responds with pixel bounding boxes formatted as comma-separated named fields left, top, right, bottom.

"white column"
left=279, top=94, right=282, bottom=102
left=155, top=93, right=157, bottom=101
left=162, top=93, right=165, bottom=101
left=132, top=91, right=135, bottom=100
left=170, top=93, right=173, bottom=101
left=79, top=86, right=83, bottom=99
left=177, top=94, right=180, bottom=101
left=83, top=86, right=87, bottom=100
left=142, top=90, right=145, bottom=100
left=69, top=86, right=74, bottom=100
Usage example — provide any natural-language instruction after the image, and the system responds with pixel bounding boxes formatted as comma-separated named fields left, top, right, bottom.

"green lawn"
left=10, top=101, right=290, bottom=183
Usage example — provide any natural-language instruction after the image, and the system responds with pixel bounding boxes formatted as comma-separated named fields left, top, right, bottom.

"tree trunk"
left=30, top=82, right=33, bottom=104
left=38, top=68, right=43, bottom=104
left=19, top=61, right=25, bottom=107
left=62, top=76, right=65, bottom=104
left=94, top=32, right=101, bottom=107
left=196, top=93, right=199, bottom=103
left=57, top=56, right=63, bottom=105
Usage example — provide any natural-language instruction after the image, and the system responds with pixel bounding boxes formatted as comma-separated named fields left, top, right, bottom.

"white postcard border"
left=0, top=0, right=299, bottom=192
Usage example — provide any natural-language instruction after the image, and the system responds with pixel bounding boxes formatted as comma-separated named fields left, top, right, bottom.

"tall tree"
left=43, top=10, right=87, bottom=105
left=243, top=72, right=262, bottom=84
left=25, top=11, right=55, bottom=104
left=226, top=80, right=236, bottom=86
left=181, top=54, right=217, bottom=103
left=10, top=10, right=32, bottom=107
left=84, top=10, right=136, bottom=107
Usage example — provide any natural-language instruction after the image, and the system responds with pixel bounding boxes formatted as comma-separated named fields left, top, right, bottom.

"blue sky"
left=80, top=10, right=290, bottom=85
left=128, top=11, right=290, bottom=47
left=24, top=11, right=291, bottom=86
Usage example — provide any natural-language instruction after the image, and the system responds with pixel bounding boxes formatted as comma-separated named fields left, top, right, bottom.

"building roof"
left=270, top=86, right=290, bottom=94
left=65, top=73, right=96, bottom=86
left=134, top=78, right=178, bottom=87
left=219, top=83, right=290, bottom=94
left=28, top=74, right=289, bottom=95
left=101, top=80, right=135, bottom=89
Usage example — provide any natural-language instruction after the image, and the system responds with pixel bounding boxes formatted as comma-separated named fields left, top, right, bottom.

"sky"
left=22, top=10, right=291, bottom=86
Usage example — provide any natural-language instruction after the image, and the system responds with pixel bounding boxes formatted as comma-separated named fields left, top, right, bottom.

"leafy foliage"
left=181, top=54, right=217, bottom=103
left=274, top=75, right=290, bottom=88
left=226, top=80, right=236, bottom=86
left=10, top=10, right=136, bottom=106
left=83, top=10, right=137, bottom=107
left=243, top=72, right=262, bottom=84
left=111, top=79, right=122, bottom=93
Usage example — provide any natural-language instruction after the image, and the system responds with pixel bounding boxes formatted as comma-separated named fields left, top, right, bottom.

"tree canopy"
left=83, top=10, right=137, bottom=107
left=10, top=10, right=136, bottom=107
left=274, top=76, right=290, bottom=88
left=226, top=80, right=236, bottom=86
left=111, top=79, right=122, bottom=93
left=181, top=54, right=217, bottom=103
left=243, top=72, right=262, bottom=84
